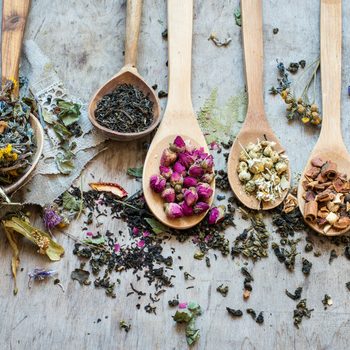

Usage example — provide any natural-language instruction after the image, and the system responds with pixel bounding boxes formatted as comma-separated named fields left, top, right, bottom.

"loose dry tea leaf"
left=293, top=299, right=314, bottom=328
left=234, top=7, right=242, bottom=26
left=329, top=249, right=338, bottom=264
left=89, top=182, right=128, bottom=199
left=119, top=320, right=131, bottom=333
left=322, top=294, right=333, bottom=309
left=272, top=238, right=301, bottom=271
left=71, top=268, right=90, bottom=285
left=246, top=308, right=257, bottom=320
left=62, top=191, right=82, bottom=212
left=285, top=287, right=302, bottom=300
left=302, top=258, right=312, bottom=275
left=55, top=99, right=81, bottom=126
left=127, top=167, right=143, bottom=178
left=256, top=312, right=264, bottom=324
left=216, top=284, right=229, bottom=297
left=226, top=307, right=243, bottom=317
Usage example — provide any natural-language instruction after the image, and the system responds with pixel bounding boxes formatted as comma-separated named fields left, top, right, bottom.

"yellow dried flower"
left=301, top=116, right=310, bottom=124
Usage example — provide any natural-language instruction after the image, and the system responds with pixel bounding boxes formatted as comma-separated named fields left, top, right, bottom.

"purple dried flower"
left=170, top=172, right=184, bottom=187
left=208, top=206, right=226, bottom=225
left=161, top=188, right=176, bottom=203
left=196, top=182, right=213, bottom=201
left=200, top=172, right=215, bottom=183
left=183, top=176, right=198, bottom=188
left=173, top=161, right=186, bottom=176
left=143, top=231, right=150, bottom=237
left=192, top=147, right=208, bottom=160
left=181, top=201, right=194, bottom=216
left=184, top=187, right=198, bottom=207
left=164, top=203, right=183, bottom=219
left=137, top=240, right=145, bottom=249
left=43, top=206, right=62, bottom=230
left=161, top=148, right=177, bottom=166
left=178, top=151, right=195, bottom=169
left=159, top=165, right=173, bottom=179
left=193, top=202, right=210, bottom=214
left=170, top=136, right=186, bottom=153
left=86, top=231, right=93, bottom=237
left=201, top=155, right=214, bottom=172
left=114, top=243, right=121, bottom=252
left=28, top=268, right=57, bottom=281
left=188, top=163, right=205, bottom=178
left=179, top=302, right=188, bottom=309
left=132, top=227, right=140, bottom=236
left=150, top=175, right=166, bottom=193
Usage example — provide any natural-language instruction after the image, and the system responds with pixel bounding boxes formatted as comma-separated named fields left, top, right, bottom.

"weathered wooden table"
left=1, top=1, right=350, bottom=349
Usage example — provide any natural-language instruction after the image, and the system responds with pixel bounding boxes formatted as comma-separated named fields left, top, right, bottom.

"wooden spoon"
left=227, top=0, right=290, bottom=210
left=1, top=0, right=44, bottom=194
left=88, top=0, right=160, bottom=141
left=298, top=0, right=349, bottom=236
left=142, top=0, right=214, bottom=229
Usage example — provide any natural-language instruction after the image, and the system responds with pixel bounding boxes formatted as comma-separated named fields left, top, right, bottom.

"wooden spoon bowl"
left=143, top=0, right=214, bottom=230
left=88, top=0, right=161, bottom=141
left=227, top=0, right=290, bottom=210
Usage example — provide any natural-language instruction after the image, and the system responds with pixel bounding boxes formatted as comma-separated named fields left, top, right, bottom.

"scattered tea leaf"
left=55, top=151, right=75, bottom=175
left=56, top=99, right=81, bottom=126
left=127, top=166, right=143, bottom=178
left=285, top=287, right=302, bottom=301
left=53, top=122, right=72, bottom=141
left=62, top=191, right=83, bottom=212
left=226, top=307, right=243, bottom=317
left=145, top=217, right=169, bottom=234
left=83, top=236, right=105, bottom=245
left=71, top=268, right=90, bottom=285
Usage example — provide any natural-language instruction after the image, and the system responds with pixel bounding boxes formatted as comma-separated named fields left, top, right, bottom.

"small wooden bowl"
left=3, top=114, right=44, bottom=194
left=88, top=68, right=161, bottom=142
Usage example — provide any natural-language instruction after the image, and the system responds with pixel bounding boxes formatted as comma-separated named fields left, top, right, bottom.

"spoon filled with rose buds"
left=298, top=0, right=350, bottom=236
left=142, top=0, right=215, bottom=229
left=227, top=0, right=291, bottom=210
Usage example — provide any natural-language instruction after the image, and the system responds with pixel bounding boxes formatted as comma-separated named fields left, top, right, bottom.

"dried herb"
left=28, top=268, right=57, bottom=287
left=256, top=312, right=264, bottom=324
left=273, top=28, right=279, bottom=34
left=208, top=33, right=232, bottom=47
left=168, top=299, right=179, bottom=307
left=216, top=284, right=229, bottom=297
left=302, top=258, right=312, bottom=275
left=71, top=268, right=91, bottom=285
left=226, top=307, right=243, bottom=317
left=234, top=7, right=242, bottom=26
left=158, top=90, right=168, bottom=99
left=184, top=272, right=195, bottom=281
left=119, top=320, right=131, bottom=333
left=272, top=238, right=300, bottom=271
left=285, top=287, right=302, bottom=301
left=246, top=308, right=257, bottom=320
left=145, top=217, right=169, bottom=234
left=55, top=99, right=81, bottom=126
left=322, top=294, right=333, bottom=309
left=94, top=84, right=154, bottom=133
left=127, top=166, right=143, bottom=178
left=62, top=191, right=83, bottom=212
left=293, top=299, right=314, bottom=328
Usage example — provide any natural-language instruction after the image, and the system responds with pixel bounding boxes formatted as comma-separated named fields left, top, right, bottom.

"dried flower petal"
left=89, top=182, right=128, bottom=198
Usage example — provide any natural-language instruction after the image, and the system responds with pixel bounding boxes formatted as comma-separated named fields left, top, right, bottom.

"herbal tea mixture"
left=94, top=84, right=154, bottom=133
left=149, top=136, right=214, bottom=218
left=237, top=139, right=289, bottom=202
left=0, top=81, right=36, bottom=186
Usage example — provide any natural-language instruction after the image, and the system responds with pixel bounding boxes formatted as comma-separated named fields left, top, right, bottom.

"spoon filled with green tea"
left=298, top=0, right=350, bottom=236
left=1, top=0, right=44, bottom=195
left=142, top=0, right=215, bottom=229
left=88, top=0, right=160, bottom=141
left=227, top=0, right=291, bottom=210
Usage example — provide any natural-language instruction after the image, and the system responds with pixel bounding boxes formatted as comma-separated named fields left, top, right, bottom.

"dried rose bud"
left=196, top=182, right=213, bottom=201
left=150, top=175, right=166, bottom=193
left=193, top=147, right=208, bottom=160
left=164, top=203, right=183, bottom=219
left=176, top=193, right=184, bottom=202
left=173, top=161, right=186, bottom=176
left=193, top=201, right=210, bottom=214
left=174, top=184, right=183, bottom=193
left=43, top=206, right=62, bottom=230
left=170, top=172, right=184, bottom=187
left=178, top=151, right=195, bottom=169
left=161, top=148, right=177, bottom=166
left=200, top=172, right=215, bottom=184
left=188, top=163, right=205, bottom=178
left=183, top=176, right=198, bottom=188
left=201, top=155, right=214, bottom=171
left=159, top=165, right=173, bottom=179
left=208, top=206, right=225, bottom=225
left=161, top=188, right=176, bottom=203
left=181, top=201, right=194, bottom=216
left=170, top=136, right=186, bottom=153
left=184, top=187, right=198, bottom=207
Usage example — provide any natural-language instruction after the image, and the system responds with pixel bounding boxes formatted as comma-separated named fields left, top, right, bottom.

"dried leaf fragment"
left=89, top=182, right=128, bottom=198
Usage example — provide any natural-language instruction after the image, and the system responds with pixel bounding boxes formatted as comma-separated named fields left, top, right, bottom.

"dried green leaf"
left=2, top=216, right=64, bottom=261
left=62, top=191, right=82, bottom=212
left=53, top=122, right=72, bottom=141
left=56, top=99, right=81, bottom=126
left=55, top=151, right=75, bottom=175
left=42, top=108, right=54, bottom=124
left=173, top=309, right=193, bottom=323
left=145, top=217, right=169, bottom=234
left=71, top=268, right=90, bottom=285
left=83, top=236, right=105, bottom=245
left=127, top=166, right=143, bottom=178
left=234, top=7, right=242, bottom=26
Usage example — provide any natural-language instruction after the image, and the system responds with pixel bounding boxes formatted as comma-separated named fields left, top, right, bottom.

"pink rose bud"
left=178, top=151, right=195, bottom=169
left=188, top=163, right=205, bottom=178
left=184, top=187, right=198, bottom=207
left=164, top=203, right=183, bottom=219
left=193, top=201, right=210, bottom=214
left=193, top=147, right=208, bottom=160
left=150, top=175, right=166, bottom=193
left=159, top=165, right=173, bottom=179
left=170, top=136, right=186, bottom=153
left=161, top=148, right=177, bottom=166
left=161, top=188, right=176, bottom=203
left=201, top=172, right=215, bottom=183
left=196, top=182, right=213, bottom=201
left=181, top=201, right=194, bottom=216
left=208, top=206, right=226, bottom=224
left=201, top=155, right=214, bottom=171
left=173, top=161, right=186, bottom=176
left=170, top=172, right=184, bottom=187
left=183, top=176, right=198, bottom=188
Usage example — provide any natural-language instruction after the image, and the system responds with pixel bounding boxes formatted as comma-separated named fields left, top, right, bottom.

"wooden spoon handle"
left=166, top=0, right=193, bottom=111
left=1, top=0, right=31, bottom=97
left=124, top=0, right=143, bottom=68
left=241, top=0, right=264, bottom=115
left=320, top=0, right=342, bottom=142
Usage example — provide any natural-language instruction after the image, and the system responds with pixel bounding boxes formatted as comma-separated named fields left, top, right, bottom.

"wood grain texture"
left=227, top=0, right=290, bottom=211
left=1, top=0, right=350, bottom=349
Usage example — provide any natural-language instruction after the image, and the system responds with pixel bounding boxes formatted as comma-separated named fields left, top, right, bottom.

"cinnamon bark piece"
left=305, top=201, right=318, bottom=222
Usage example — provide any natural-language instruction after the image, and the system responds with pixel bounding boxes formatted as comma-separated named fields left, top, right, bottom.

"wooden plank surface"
left=1, top=0, right=350, bottom=349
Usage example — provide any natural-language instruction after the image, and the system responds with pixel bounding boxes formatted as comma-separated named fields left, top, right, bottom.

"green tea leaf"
left=185, top=322, right=200, bottom=346
left=42, top=108, right=54, bottom=124
left=173, top=310, right=193, bottom=323
left=83, top=236, right=105, bottom=245
left=62, top=191, right=82, bottom=212
left=145, top=217, right=169, bottom=234
left=56, top=99, right=81, bottom=126
left=56, top=151, right=75, bottom=175
left=53, top=122, right=72, bottom=141
left=2, top=216, right=64, bottom=261
left=127, top=166, right=143, bottom=178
